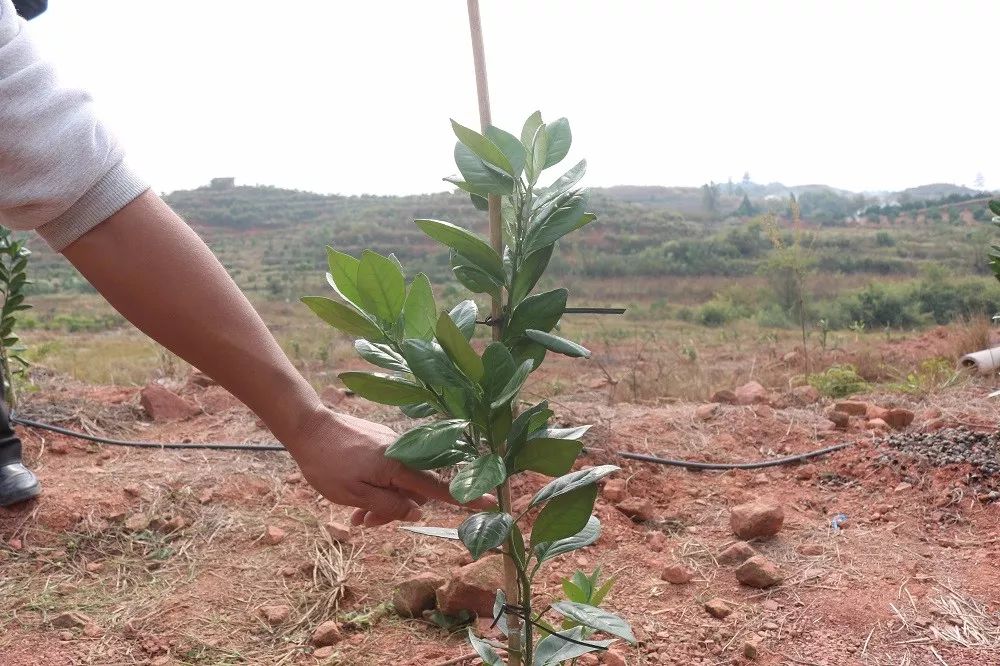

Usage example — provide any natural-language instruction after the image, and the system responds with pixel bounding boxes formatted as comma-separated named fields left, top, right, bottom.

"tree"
left=701, top=181, right=720, bottom=215
left=734, top=193, right=757, bottom=217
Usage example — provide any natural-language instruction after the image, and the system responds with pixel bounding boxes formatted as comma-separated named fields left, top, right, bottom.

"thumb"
left=355, top=484, right=422, bottom=522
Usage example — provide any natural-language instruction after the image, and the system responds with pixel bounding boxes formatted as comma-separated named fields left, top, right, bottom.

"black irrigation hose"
left=10, top=414, right=852, bottom=469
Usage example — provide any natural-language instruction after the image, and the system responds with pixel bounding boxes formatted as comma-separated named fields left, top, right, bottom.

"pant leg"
left=0, top=399, right=23, bottom=467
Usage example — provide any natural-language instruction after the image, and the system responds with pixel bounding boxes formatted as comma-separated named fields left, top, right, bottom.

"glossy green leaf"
left=490, top=403, right=513, bottom=444
left=535, top=159, right=587, bottom=211
left=441, top=386, right=472, bottom=419
left=458, top=511, right=513, bottom=560
left=403, top=273, right=437, bottom=340
left=506, top=289, right=567, bottom=340
left=357, top=250, right=406, bottom=324
left=530, top=484, right=597, bottom=546
left=450, top=454, right=506, bottom=504
left=592, top=576, right=615, bottom=607
left=533, top=516, right=601, bottom=564
left=354, top=340, right=409, bottom=373
left=385, top=419, right=470, bottom=470
left=529, top=465, right=620, bottom=509
left=510, top=245, right=553, bottom=305
left=400, top=402, right=439, bottom=418
left=468, top=628, right=504, bottom=666
left=453, top=143, right=515, bottom=196
left=490, top=359, right=534, bottom=410
left=451, top=120, right=514, bottom=175
left=525, top=196, right=591, bottom=255
left=302, top=296, right=382, bottom=339
left=415, top=219, right=504, bottom=282
left=449, top=300, right=479, bottom=340
left=436, top=312, right=483, bottom=382
left=453, top=264, right=502, bottom=301
left=525, top=329, right=591, bottom=358
left=400, top=525, right=460, bottom=540
left=520, top=111, right=544, bottom=149
left=504, top=401, right=553, bottom=465
left=562, top=579, right=588, bottom=604
left=325, top=247, right=363, bottom=306
left=492, top=589, right=509, bottom=636
left=470, top=192, right=489, bottom=211
left=543, top=117, right=572, bottom=169
left=528, top=123, right=548, bottom=186
left=338, top=371, right=436, bottom=406
left=485, top=126, right=526, bottom=177
left=532, top=626, right=613, bottom=665
left=515, top=438, right=582, bottom=476
left=550, top=602, right=635, bottom=643
left=480, top=343, right=516, bottom=400
left=400, top=339, right=468, bottom=389
left=531, top=425, right=591, bottom=441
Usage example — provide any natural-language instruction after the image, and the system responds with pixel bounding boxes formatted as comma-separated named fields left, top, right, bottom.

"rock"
left=894, top=482, right=913, bottom=493
left=263, top=525, right=287, bottom=545
left=85, top=561, right=104, bottom=573
left=885, top=408, right=915, bottom=430
left=867, top=418, right=890, bottom=431
left=320, top=386, right=348, bottom=407
left=834, top=400, right=868, bottom=416
left=695, top=403, right=720, bottom=420
left=704, top=598, right=732, bottom=619
left=711, top=389, right=739, bottom=404
left=743, top=638, right=761, bottom=660
left=826, top=409, right=850, bottom=428
left=162, top=516, right=186, bottom=533
left=761, top=599, right=781, bottom=611
left=866, top=404, right=890, bottom=420
left=797, top=543, right=824, bottom=556
left=645, top=531, right=668, bottom=552
left=735, top=555, right=783, bottom=588
left=602, top=479, right=626, bottom=503
left=57, top=630, right=73, bottom=641
left=661, top=563, right=695, bottom=584
left=124, top=514, right=150, bottom=531
left=603, top=650, right=627, bottom=666
left=187, top=370, right=217, bottom=388
left=436, top=556, right=505, bottom=616
left=284, top=472, right=303, bottom=484
left=260, top=604, right=291, bottom=625
left=793, top=464, right=816, bottom=480
left=139, top=384, right=200, bottom=422
left=922, top=418, right=946, bottom=433
left=735, top=381, right=769, bottom=405
left=791, top=385, right=820, bottom=405
left=313, top=646, right=335, bottom=659
left=323, top=521, right=352, bottom=544
left=392, top=572, right=445, bottom=618
left=122, top=484, right=141, bottom=498
left=615, top=497, right=654, bottom=522
left=310, top=620, right=342, bottom=647
left=82, top=623, right=103, bottom=638
left=52, top=611, right=92, bottom=629
left=729, top=501, right=784, bottom=540
left=718, top=541, right=755, bottom=564
left=49, top=441, right=70, bottom=455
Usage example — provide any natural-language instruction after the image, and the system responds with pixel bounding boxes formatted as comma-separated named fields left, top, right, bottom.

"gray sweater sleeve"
left=0, top=0, right=148, bottom=251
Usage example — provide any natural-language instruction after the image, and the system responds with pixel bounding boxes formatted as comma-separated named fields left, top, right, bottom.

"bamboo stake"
left=465, top=2, right=523, bottom=664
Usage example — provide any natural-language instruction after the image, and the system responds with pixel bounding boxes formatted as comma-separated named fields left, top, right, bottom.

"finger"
left=356, top=483, right=422, bottom=522
left=362, top=512, right=396, bottom=528
left=392, top=467, right=497, bottom=510
left=350, top=508, right=367, bottom=526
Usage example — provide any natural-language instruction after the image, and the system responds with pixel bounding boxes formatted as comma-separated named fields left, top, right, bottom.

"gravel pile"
left=875, top=427, right=1000, bottom=501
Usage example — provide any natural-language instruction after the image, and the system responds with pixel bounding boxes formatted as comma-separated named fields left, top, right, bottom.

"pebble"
left=704, top=598, right=732, bottom=619
left=876, top=427, right=1000, bottom=500
left=263, top=525, right=286, bottom=545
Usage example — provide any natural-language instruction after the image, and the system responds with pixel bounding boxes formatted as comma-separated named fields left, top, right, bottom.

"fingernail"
left=404, top=508, right=422, bottom=521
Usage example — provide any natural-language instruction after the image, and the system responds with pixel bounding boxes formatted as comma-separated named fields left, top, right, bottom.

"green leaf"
left=449, top=300, right=479, bottom=340
left=436, top=312, right=484, bottom=382
left=543, top=117, right=572, bottom=169
left=450, top=454, right=506, bottom=504
left=400, top=402, right=439, bottom=418
left=453, top=264, right=502, bottom=301
left=989, top=200, right=1000, bottom=217
left=535, top=159, right=587, bottom=211
left=458, top=511, right=513, bottom=560
left=529, top=465, right=620, bottom=509
left=453, top=143, right=515, bottom=196
left=470, top=192, right=489, bottom=211
left=480, top=343, right=516, bottom=399
left=490, top=359, right=534, bottom=410
left=357, top=250, right=406, bottom=324
left=354, top=340, right=409, bottom=373
left=525, top=329, right=591, bottom=358
left=492, top=589, right=509, bottom=636
left=441, top=386, right=473, bottom=419
left=323, top=248, right=361, bottom=303
left=530, top=484, right=597, bottom=546
left=400, top=339, right=468, bottom=389
left=505, top=401, right=553, bottom=465
left=485, top=126, right=526, bottom=177
left=385, top=419, right=471, bottom=470
left=467, top=628, right=504, bottom=666
left=525, top=196, right=592, bottom=255
left=510, top=245, right=553, bottom=305
left=592, top=576, right=615, bottom=607
left=403, top=273, right=437, bottom=340
left=532, top=425, right=591, bottom=441
left=451, top=119, right=514, bottom=176
left=532, top=626, right=613, bottom=665
left=527, top=123, right=548, bottom=186
left=515, top=438, right=582, bottom=476
left=506, top=289, right=567, bottom=340
left=416, top=219, right=504, bottom=283
left=550, top=602, right=635, bottom=643
left=520, top=111, right=544, bottom=149
left=533, top=516, right=601, bottom=564
left=562, top=579, right=588, bottom=604
left=339, top=371, right=436, bottom=406
left=399, top=525, right=460, bottom=540
left=302, top=296, right=382, bottom=339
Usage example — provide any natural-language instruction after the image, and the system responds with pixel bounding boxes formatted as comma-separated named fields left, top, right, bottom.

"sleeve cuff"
left=35, top=160, right=149, bottom=251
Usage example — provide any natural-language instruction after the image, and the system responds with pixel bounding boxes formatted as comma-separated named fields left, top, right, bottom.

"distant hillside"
left=899, top=183, right=982, bottom=201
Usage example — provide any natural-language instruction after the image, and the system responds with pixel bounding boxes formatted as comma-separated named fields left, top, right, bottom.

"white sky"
left=28, top=0, right=999, bottom=196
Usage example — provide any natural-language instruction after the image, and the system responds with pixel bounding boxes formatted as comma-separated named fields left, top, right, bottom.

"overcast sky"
left=28, top=1, right=998, bottom=196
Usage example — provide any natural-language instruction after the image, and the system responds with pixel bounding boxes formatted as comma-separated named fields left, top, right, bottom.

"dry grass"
left=949, top=313, right=995, bottom=359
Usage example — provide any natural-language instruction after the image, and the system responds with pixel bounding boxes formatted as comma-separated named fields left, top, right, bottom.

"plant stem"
left=465, top=2, right=523, bottom=664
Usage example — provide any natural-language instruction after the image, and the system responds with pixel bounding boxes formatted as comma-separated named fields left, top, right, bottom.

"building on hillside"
left=209, top=177, right=236, bottom=190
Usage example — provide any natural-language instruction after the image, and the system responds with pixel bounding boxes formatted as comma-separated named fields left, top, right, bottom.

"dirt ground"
left=2, top=332, right=1000, bottom=666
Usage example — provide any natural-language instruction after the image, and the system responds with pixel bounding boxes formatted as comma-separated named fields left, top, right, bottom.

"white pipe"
left=959, top=346, right=1000, bottom=374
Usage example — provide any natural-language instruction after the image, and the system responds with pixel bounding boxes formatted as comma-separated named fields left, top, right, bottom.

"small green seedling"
left=0, top=228, right=31, bottom=408
left=305, top=112, right=633, bottom=665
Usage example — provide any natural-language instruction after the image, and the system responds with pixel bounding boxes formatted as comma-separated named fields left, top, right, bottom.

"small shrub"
left=807, top=364, right=868, bottom=398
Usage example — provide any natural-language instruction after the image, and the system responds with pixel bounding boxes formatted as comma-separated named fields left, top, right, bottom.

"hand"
left=284, top=406, right=495, bottom=527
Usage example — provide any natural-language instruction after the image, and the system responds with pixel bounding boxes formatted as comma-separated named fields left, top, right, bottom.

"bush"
left=808, top=364, right=869, bottom=398
left=875, top=231, right=896, bottom=247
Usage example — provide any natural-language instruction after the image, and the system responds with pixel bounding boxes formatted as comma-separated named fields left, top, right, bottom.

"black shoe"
left=0, top=463, right=40, bottom=507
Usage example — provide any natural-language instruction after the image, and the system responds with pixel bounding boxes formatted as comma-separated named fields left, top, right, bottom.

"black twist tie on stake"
left=493, top=604, right=609, bottom=651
